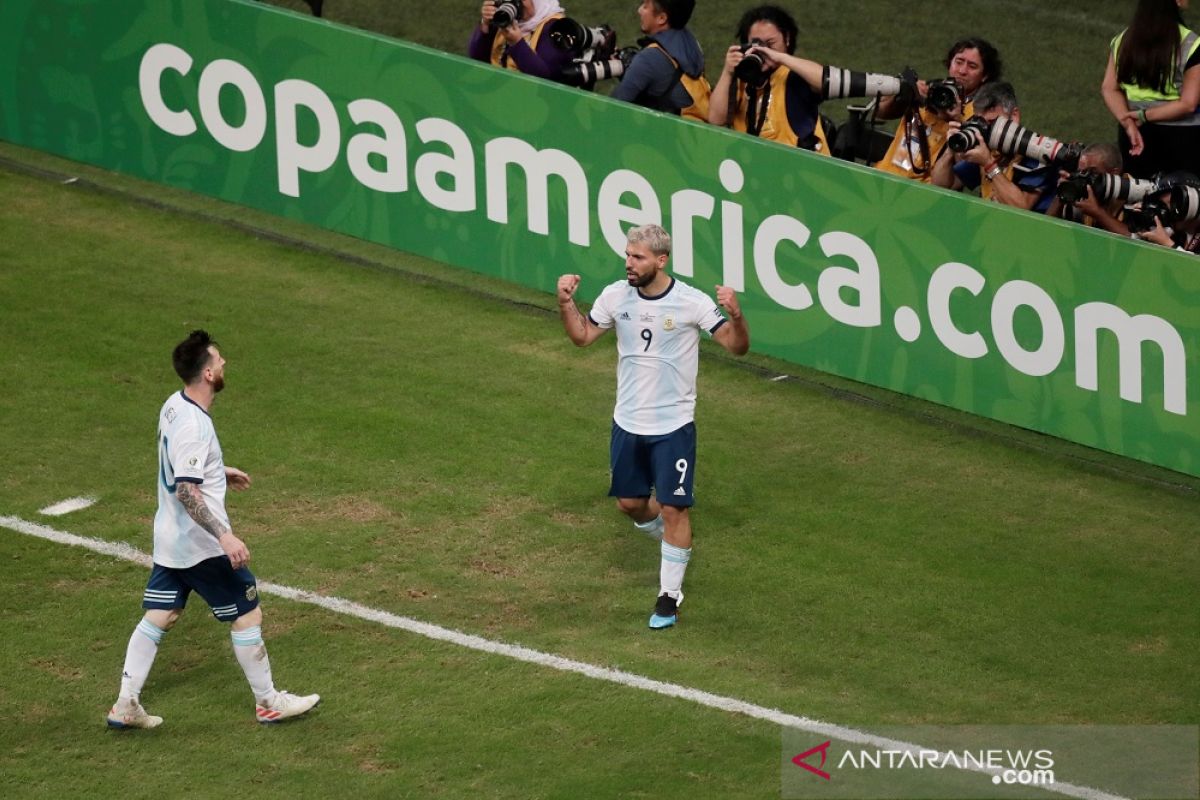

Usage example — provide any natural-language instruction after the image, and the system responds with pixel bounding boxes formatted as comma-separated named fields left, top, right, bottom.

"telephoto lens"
left=492, top=0, right=520, bottom=28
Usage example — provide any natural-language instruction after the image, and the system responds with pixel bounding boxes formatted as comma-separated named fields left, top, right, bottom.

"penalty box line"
left=0, top=515, right=1128, bottom=800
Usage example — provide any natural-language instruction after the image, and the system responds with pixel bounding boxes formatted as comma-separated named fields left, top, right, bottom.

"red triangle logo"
left=792, top=740, right=832, bottom=780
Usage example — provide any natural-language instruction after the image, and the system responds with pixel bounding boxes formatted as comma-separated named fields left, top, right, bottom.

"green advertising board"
left=2, top=0, right=1197, bottom=475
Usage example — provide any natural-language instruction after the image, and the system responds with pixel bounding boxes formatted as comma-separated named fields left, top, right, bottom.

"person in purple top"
left=468, top=0, right=575, bottom=84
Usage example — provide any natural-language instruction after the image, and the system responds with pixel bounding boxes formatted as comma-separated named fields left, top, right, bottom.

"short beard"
left=212, top=376, right=225, bottom=393
left=628, top=271, right=654, bottom=288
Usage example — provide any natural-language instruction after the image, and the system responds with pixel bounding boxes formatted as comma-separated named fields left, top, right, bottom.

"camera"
left=1125, top=186, right=1200, bottom=233
left=946, top=115, right=990, bottom=153
left=734, top=39, right=770, bottom=87
left=947, top=115, right=1083, bottom=170
left=547, top=18, right=616, bottom=58
left=924, top=77, right=963, bottom=113
left=1126, top=196, right=1177, bottom=233
left=561, top=45, right=639, bottom=85
left=1056, top=172, right=1156, bottom=205
left=491, top=0, right=522, bottom=29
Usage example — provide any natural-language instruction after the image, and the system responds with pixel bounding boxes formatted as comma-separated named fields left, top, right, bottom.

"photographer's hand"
left=479, top=0, right=494, bottom=32
left=501, top=23, right=523, bottom=45
left=1074, top=186, right=1104, bottom=220
left=963, top=139, right=993, bottom=167
left=722, top=45, right=745, bottom=76
left=1139, top=217, right=1175, bottom=247
left=750, top=45, right=781, bottom=72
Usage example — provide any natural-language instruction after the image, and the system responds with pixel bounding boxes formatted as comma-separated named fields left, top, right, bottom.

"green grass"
left=264, top=0, right=1140, bottom=148
left=0, top=142, right=1196, bottom=798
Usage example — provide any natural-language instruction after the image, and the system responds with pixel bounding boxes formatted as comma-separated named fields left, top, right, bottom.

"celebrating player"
left=557, top=224, right=749, bottom=629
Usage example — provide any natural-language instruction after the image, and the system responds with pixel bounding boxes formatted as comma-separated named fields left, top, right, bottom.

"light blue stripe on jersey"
left=661, top=542, right=691, bottom=564
left=231, top=625, right=263, bottom=647
left=136, top=618, right=167, bottom=643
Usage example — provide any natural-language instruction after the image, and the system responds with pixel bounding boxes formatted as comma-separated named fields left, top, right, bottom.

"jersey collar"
left=638, top=276, right=675, bottom=301
left=179, top=388, right=212, bottom=418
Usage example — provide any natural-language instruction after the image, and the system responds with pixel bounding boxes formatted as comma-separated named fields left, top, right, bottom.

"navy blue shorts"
left=142, top=557, right=260, bottom=623
left=608, top=421, right=696, bottom=507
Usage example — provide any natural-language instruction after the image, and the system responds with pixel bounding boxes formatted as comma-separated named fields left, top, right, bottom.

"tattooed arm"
left=176, top=482, right=250, bottom=568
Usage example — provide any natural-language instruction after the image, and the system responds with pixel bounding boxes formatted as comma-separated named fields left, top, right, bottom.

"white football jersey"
left=153, top=390, right=230, bottom=568
left=589, top=277, right=726, bottom=435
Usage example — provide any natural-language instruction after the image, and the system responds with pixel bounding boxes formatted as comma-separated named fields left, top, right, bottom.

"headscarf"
left=518, top=0, right=564, bottom=35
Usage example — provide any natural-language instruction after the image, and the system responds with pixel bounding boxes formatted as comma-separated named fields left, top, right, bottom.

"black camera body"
left=492, top=0, right=523, bottom=29
left=1126, top=196, right=1177, bottom=233
left=1056, top=172, right=1096, bottom=205
left=946, top=115, right=990, bottom=153
left=924, top=77, right=963, bottom=113
left=1126, top=185, right=1200, bottom=232
left=734, top=39, right=770, bottom=87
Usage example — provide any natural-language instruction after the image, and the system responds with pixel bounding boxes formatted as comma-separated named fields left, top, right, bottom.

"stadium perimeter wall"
left=2, top=0, right=1198, bottom=477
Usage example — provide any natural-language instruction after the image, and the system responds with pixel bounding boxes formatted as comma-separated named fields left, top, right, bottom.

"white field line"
left=0, top=514, right=1128, bottom=800
left=38, top=496, right=98, bottom=516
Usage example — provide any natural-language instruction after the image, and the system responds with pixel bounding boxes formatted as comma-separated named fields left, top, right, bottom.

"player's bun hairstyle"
left=173, top=329, right=218, bottom=383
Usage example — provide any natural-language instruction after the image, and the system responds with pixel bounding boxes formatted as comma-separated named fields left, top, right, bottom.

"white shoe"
left=106, top=697, right=163, bottom=729
left=256, top=690, right=321, bottom=723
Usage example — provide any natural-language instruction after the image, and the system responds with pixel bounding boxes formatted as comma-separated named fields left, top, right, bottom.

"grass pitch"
left=0, top=142, right=1195, bottom=798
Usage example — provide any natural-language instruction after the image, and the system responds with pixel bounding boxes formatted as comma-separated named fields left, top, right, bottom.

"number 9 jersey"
left=587, top=277, right=727, bottom=436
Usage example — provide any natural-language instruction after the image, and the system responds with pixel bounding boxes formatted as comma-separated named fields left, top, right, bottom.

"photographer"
left=707, top=5, right=830, bottom=153
left=931, top=82, right=1059, bottom=213
left=610, top=0, right=706, bottom=116
left=468, top=0, right=576, bottom=84
left=1133, top=172, right=1200, bottom=254
left=875, top=37, right=1002, bottom=181
left=1046, top=143, right=1132, bottom=235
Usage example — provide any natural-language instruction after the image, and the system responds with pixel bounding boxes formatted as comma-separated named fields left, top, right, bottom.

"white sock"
left=659, top=541, right=691, bottom=601
left=633, top=513, right=664, bottom=540
left=231, top=626, right=276, bottom=704
left=119, top=618, right=165, bottom=701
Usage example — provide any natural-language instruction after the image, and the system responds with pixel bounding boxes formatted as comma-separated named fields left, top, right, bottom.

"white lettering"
left=668, top=189, right=715, bottom=278
left=753, top=215, right=812, bottom=310
left=485, top=137, right=590, bottom=245
left=274, top=79, right=340, bottom=198
left=346, top=99, right=408, bottom=194
left=991, top=280, right=1064, bottom=377
left=139, top=43, right=196, bottom=137
left=415, top=117, right=475, bottom=211
left=597, top=169, right=660, bottom=257
left=1075, top=302, right=1187, bottom=414
left=198, top=59, right=266, bottom=152
left=928, top=262, right=987, bottom=358
left=817, top=231, right=881, bottom=328
left=719, top=160, right=746, bottom=291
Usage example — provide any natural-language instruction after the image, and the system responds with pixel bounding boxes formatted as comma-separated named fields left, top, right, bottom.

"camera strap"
left=901, top=107, right=932, bottom=176
left=745, top=83, right=770, bottom=137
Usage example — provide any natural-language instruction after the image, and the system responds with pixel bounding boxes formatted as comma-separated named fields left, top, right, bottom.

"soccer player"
left=107, top=330, right=319, bottom=729
left=557, top=225, right=749, bottom=629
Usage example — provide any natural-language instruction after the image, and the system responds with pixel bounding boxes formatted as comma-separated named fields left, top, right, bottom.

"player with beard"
left=557, top=225, right=749, bottom=629
left=107, top=330, right=319, bottom=729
